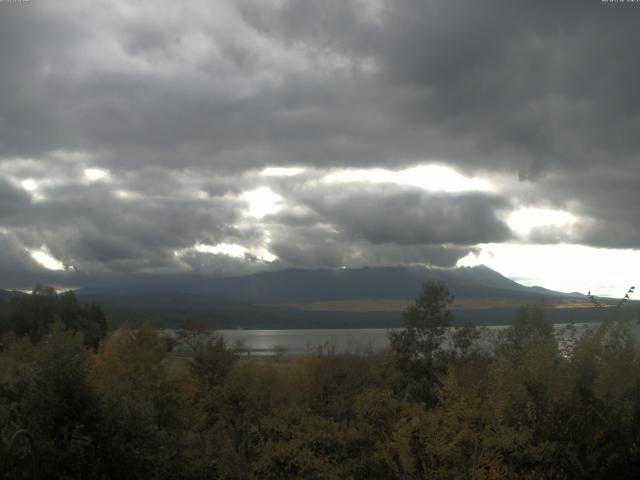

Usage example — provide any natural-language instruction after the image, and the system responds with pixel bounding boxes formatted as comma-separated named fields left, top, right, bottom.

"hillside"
left=71, top=265, right=609, bottom=329
left=78, top=265, right=580, bottom=303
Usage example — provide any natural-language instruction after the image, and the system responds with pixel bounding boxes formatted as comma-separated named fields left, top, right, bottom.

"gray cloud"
left=267, top=224, right=472, bottom=269
left=1, top=0, right=640, bottom=287
left=284, top=183, right=511, bottom=245
left=0, top=178, right=30, bottom=217
left=3, top=1, right=640, bottom=174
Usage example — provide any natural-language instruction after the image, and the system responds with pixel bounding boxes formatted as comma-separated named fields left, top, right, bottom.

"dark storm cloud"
left=524, top=167, right=640, bottom=249
left=0, top=233, right=44, bottom=284
left=1, top=0, right=640, bottom=287
left=261, top=177, right=502, bottom=267
left=0, top=1, right=435, bottom=172
left=284, top=183, right=511, bottom=245
left=267, top=224, right=472, bottom=269
left=246, top=0, right=640, bottom=171
left=0, top=178, right=30, bottom=217
left=3, top=0, right=640, bottom=174
left=0, top=175, right=246, bottom=276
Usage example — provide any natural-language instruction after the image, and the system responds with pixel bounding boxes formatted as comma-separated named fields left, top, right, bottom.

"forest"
left=1, top=282, right=640, bottom=479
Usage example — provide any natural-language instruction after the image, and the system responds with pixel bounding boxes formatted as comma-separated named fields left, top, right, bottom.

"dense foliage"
left=1, top=282, right=640, bottom=479
left=0, top=286, right=107, bottom=349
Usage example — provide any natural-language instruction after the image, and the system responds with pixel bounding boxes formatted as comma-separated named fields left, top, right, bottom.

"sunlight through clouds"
left=84, top=168, right=109, bottom=182
left=177, top=242, right=278, bottom=263
left=29, top=248, right=66, bottom=271
left=261, top=167, right=305, bottom=177
left=20, top=178, right=46, bottom=201
left=507, top=208, right=576, bottom=237
left=322, top=164, right=494, bottom=193
left=242, top=187, right=283, bottom=218
left=194, top=243, right=248, bottom=258
left=21, top=179, right=37, bottom=191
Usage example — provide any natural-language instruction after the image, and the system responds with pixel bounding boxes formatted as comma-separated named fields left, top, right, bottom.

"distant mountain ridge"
left=0, top=288, right=25, bottom=303
left=77, top=264, right=582, bottom=303
left=3, top=265, right=606, bottom=329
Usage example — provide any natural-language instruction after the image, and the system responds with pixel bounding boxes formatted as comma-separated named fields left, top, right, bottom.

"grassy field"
left=271, top=297, right=597, bottom=312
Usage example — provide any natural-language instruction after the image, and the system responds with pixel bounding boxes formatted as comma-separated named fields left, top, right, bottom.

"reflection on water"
left=164, top=323, right=605, bottom=356
left=219, top=329, right=390, bottom=356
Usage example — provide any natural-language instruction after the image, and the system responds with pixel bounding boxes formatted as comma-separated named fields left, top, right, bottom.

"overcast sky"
left=1, top=0, right=640, bottom=296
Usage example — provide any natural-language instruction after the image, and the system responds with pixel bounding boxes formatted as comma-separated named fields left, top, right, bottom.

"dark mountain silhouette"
left=0, top=288, right=25, bottom=303
left=77, top=265, right=580, bottom=304
left=67, top=265, right=606, bottom=328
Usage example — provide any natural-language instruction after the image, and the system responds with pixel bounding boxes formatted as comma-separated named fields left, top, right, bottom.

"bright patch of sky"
left=21, top=179, right=37, bottom=191
left=255, top=250, right=277, bottom=262
left=20, top=178, right=47, bottom=201
left=195, top=243, right=248, bottom=258
left=29, top=248, right=66, bottom=271
left=323, top=164, right=493, bottom=192
left=261, top=166, right=305, bottom=177
left=114, top=189, right=140, bottom=199
left=242, top=187, right=283, bottom=218
left=181, top=242, right=277, bottom=263
left=507, top=208, right=576, bottom=236
left=84, top=168, right=109, bottom=181
left=458, top=243, right=639, bottom=298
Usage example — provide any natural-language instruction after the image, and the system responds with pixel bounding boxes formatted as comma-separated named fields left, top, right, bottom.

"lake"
left=165, top=323, right=603, bottom=356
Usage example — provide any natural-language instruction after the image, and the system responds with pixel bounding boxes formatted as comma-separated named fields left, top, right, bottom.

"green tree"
left=388, top=281, right=453, bottom=404
left=15, top=323, right=104, bottom=479
left=499, top=305, right=554, bottom=352
left=190, top=334, right=237, bottom=391
left=1, top=287, right=107, bottom=348
left=91, top=322, right=187, bottom=479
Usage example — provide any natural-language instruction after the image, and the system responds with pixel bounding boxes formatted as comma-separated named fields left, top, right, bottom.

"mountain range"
left=61, top=265, right=614, bottom=328
left=2, top=265, right=618, bottom=328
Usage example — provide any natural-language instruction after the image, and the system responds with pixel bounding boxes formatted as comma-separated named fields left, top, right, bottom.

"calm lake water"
left=164, top=323, right=604, bottom=356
